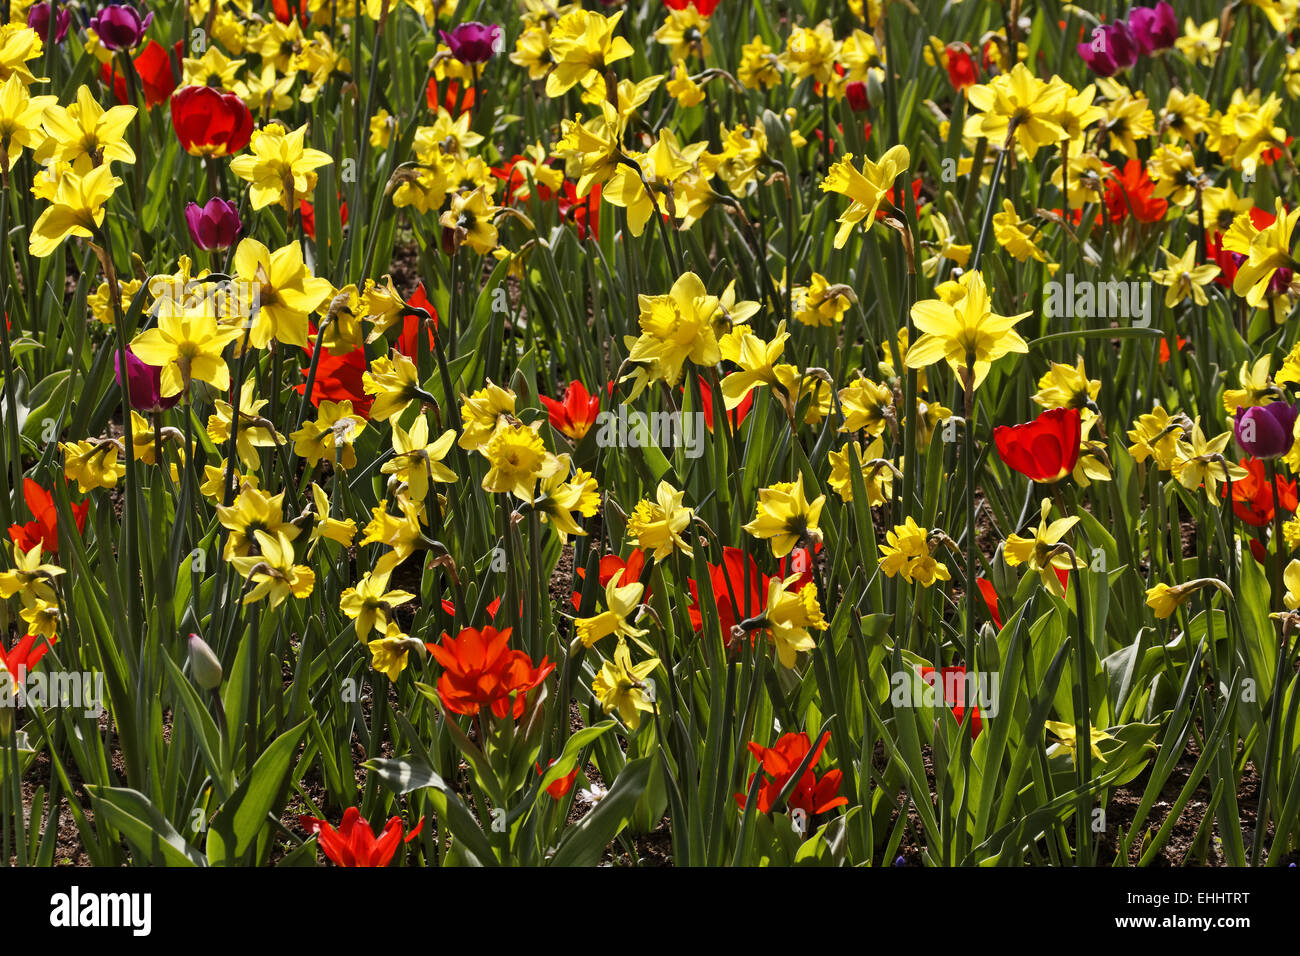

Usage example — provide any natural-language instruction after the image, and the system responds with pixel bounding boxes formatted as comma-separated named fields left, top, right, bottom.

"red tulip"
left=396, top=282, right=438, bottom=359
left=540, top=380, right=601, bottom=440
left=920, top=666, right=983, bottom=739
left=8, top=480, right=89, bottom=555
left=687, top=547, right=769, bottom=645
left=171, top=85, right=253, bottom=157
left=298, top=808, right=423, bottom=867
left=994, top=406, right=1081, bottom=483
left=734, top=731, right=848, bottom=816
left=295, top=345, right=372, bottom=418
left=573, top=549, right=649, bottom=610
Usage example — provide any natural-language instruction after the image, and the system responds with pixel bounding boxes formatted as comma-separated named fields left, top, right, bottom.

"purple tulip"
left=1077, top=21, right=1139, bottom=77
left=1128, top=2, right=1178, bottom=54
left=88, top=3, right=153, bottom=51
left=115, top=347, right=180, bottom=413
left=439, top=22, right=502, bottom=64
left=184, top=198, right=242, bottom=252
left=1234, top=403, right=1300, bottom=459
left=27, top=2, right=71, bottom=44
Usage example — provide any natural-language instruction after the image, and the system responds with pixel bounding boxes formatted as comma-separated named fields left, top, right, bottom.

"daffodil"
left=458, top=382, right=517, bottom=450
left=532, top=457, right=599, bottom=542
left=1003, top=499, right=1085, bottom=599
left=545, top=9, right=634, bottom=98
left=1033, top=358, right=1099, bottom=413
left=1151, top=245, right=1220, bottom=307
left=482, top=423, right=557, bottom=499
left=363, top=351, right=425, bottom=423
left=624, top=272, right=721, bottom=391
left=964, top=63, right=1064, bottom=156
left=1222, top=200, right=1300, bottom=310
left=229, top=121, right=333, bottom=211
left=1170, top=417, right=1248, bottom=499
left=591, top=640, right=659, bottom=730
left=879, top=517, right=950, bottom=587
left=1044, top=720, right=1113, bottom=765
left=381, top=418, right=458, bottom=502
left=215, top=486, right=299, bottom=560
left=20, top=598, right=60, bottom=641
left=129, top=299, right=243, bottom=397
left=765, top=574, right=828, bottom=668
left=0, top=73, right=55, bottom=172
left=992, top=200, right=1048, bottom=263
left=743, top=475, right=825, bottom=559
left=29, top=164, right=122, bottom=258
left=820, top=146, right=911, bottom=248
left=576, top=569, right=647, bottom=648
left=61, top=439, right=126, bottom=492
left=290, top=400, right=366, bottom=469
left=340, top=561, right=415, bottom=642
left=439, top=186, right=499, bottom=255
left=719, top=321, right=795, bottom=410
left=206, top=380, right=281, bottom=469
left=307, top=483, right=356, bottom=552
left=827, top=438, right=896, bottom=505
left=368, top=621, right=424, bottom=681
left=626, top=480, right=694, bottom=560
left=0, top=542, right=64, bottom=608
left=36, top=84, right=136, bottom=173
left=230, top=239, right=332, bottom=349
left=1126, top=406, right=1185, bottom=471
left=905, top=270, right=1030, bottom=389
left=230, top=529, right=316, bottom=607
left=1223, top=356, right=1278, bottom=416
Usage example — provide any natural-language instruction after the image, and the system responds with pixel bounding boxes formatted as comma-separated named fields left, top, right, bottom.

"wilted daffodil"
left=439, top=186, right=499, bottom=255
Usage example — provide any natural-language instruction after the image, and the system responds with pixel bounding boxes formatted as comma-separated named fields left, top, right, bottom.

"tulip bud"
left=188, top=633, right=223, bottom=690
left=1234, top=403, right=1300, bottom=460
left=845, top=81, right=869, bottom=113
left=184, top=198, right=243, bottom=252
left=88, top=3, right=153, bottom=51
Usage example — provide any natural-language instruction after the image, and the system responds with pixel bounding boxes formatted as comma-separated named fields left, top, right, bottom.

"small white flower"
left=577, top=783, right=608, bottom=806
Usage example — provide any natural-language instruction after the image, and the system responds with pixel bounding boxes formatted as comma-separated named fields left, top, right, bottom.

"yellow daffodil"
left=231, top=529, right=316, bottom=607
left=1151, top=245, right=1220, bottom=307
left=340, top=561, right=415, bottom=642
left=61, top=438, right=125, bottom=492
left=290, top=400, right=366, bottom=469
left=626, top=480, right=694, bottom=560
left=905, top=269, right=1030, bottom=388
left=592, top=639, right=659, bottom=729
left=820, top=146, right=911, bottom=248
left=576, top=568, right=647, bottom=648
left=381, top=418, right=458, bottom=502
left=36, top=84, right=136, bottom=173
left=29, top=164, right=122, bottom=258
left=1003, top=499, right=1085, bottom=599
left=229, top=121, right=333, bottom=211
left=743, top=474, right=825, bottom=559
